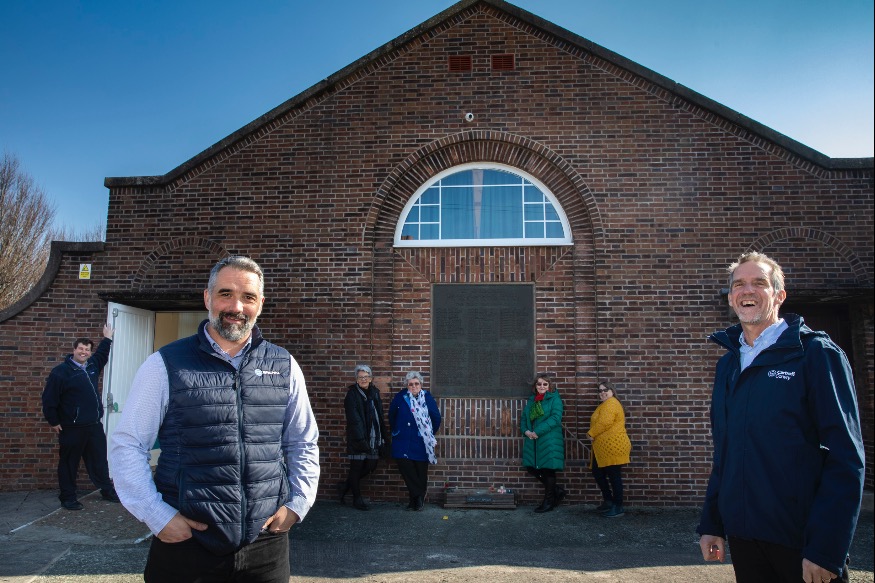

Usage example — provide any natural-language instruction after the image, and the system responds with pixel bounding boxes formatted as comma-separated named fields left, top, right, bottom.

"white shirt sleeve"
left=283, top=355, right=321, bottom=521
left=108, top=352, right=178, bottom=535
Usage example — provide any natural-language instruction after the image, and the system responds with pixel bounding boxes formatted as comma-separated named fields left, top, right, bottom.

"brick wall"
left=1, top=3, right=871, bottom=503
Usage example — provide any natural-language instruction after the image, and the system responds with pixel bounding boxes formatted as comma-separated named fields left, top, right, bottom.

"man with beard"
left=111, top=256, right=320, bottom=583
left=697, top=252, right=864, bottom=583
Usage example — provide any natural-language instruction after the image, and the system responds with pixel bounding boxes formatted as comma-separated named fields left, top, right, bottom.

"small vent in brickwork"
left=491, top=54, right=515, bottom=71
left=448, top=55, right=473, bottom=72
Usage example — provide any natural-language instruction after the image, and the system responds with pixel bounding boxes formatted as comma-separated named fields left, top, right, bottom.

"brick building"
left=1, top=0, right=872, bottom=506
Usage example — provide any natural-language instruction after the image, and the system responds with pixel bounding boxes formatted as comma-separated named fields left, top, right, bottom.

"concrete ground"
left=1, top=489, right=872, bottom=583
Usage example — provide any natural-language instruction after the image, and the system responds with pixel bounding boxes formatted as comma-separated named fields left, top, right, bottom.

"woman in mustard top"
left=587, top=381, right=631, bottom=517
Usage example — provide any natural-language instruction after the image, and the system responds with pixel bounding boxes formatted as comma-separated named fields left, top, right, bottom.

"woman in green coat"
left=520, top=374, right=566, bottom=513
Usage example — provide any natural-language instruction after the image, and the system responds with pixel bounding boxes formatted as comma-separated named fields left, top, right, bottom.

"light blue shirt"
left=739, top=318, right=788, bottom=371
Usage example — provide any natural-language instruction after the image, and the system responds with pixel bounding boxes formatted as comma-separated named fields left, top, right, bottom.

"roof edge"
left=103, top=0, right=874, bottom=189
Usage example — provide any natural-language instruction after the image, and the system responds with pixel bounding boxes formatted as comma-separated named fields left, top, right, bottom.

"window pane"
left=441, top=170, right=474, bottom=187
left=441, top=187, right=474, bottom=239
left=421, top=223, right=440, bottom=240
left=407, top=206, right=420, bottom=222
left=482, top=168, right=519, bottom=186
left=524, top=204, right=544, bottom=221
left=524, top=222, right=544, bottom=238
left=545, top=205, right=560, bottom=221
left=421, top=205, right=439, bottom=222
left=545, top=222, right=564, bottom=238
left=482, top=186, right=522, bottom=238
left=523, top=186, right=543, bottom=203
left=401, top=223, right=418, bottom=239
left=421, top=187, right=440, bottom=205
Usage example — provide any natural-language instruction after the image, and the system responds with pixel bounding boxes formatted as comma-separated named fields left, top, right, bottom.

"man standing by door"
left=42, top=324, right=120, bottom=510
left=111, top=256, right=320, bottom=583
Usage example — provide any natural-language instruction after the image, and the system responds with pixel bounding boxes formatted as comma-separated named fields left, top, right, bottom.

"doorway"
left=103, top=304, right=206, bottom=474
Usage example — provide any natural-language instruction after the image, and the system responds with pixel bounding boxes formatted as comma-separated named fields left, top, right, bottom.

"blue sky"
left=2, top=0, right=873, bottom=234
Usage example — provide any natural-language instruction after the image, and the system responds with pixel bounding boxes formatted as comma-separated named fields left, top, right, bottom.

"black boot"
left=554, top=485, right=567, bottom=504
left=534, top=475, right=557, bottom=513
left=407, top=495, right=416, bottom=510
left=337, top=481, right=350, bottom=504
left=353, top=496, right=370, bottom=511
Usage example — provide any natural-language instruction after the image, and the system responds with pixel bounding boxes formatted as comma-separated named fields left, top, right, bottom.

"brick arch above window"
left=363, top=131, right=603, bottom=249
left=133, top=237, right=229, bottom=292
left=747, top=228, right=870, bottom=287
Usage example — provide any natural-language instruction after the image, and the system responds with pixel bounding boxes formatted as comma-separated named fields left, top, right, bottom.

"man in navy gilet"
left=111, top=256, right=320, bottom=582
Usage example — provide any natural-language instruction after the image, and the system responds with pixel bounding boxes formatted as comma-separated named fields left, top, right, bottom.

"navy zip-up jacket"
left=697, top=314, right=864, bottom=574
left=42, top=337, right=112, bottom=427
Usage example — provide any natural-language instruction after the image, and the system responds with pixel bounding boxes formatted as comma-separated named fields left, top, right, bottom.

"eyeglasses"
left=598, top=388, right=611, bottom=394
left=357, top=375, right=371, bottom=380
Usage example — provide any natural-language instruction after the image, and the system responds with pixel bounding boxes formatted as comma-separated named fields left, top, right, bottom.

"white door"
left=104, top=303, right=155, bottom=474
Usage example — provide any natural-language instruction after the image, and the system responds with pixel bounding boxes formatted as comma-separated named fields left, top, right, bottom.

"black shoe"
left=337, top=482, right=350, bottom=505
left=413, top=496, right=424, bottom=511
left=601, top=504, right=624, bottom=517
left=595, top=500, right=612, bottom=512
left=534, top=498, right=555, bottom=513
left=554, top=486, right=567, bottom=503
left=352, top=497, right=370, bottom=511
left=101, top=488, right=120, bottom=503
left=62, top=500, right=83, bottom=511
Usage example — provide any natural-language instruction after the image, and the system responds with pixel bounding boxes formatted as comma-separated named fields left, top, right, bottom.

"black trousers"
left=591, top=457, right=624, bottom=505
left=345, top=457, right=379, bottom=498
left=144, top=531, right=289, bottom=583
left=395, top=458, right=430, bottom=498
left=728, top=536, right=850, bottom=583
left=57, top=423, right=112, bottom=502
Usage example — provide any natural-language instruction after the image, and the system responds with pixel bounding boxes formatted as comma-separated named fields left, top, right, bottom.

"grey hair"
left=405, top=371, right=423, bottom=384
left=728, top=251, right=785, bottom=292
left=207, top=256, right=264, bottom=295
left=354, top=364, right=372, bottom=377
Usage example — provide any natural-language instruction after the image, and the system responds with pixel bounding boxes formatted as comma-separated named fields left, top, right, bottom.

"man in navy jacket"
left=698, top=252, right=864, bottom=583
left=42, top=324, right=119, bottom=510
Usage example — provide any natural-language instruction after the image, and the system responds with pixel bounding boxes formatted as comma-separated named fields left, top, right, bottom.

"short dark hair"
left=208, top=255, right=264, bottom=295
left=73, top=338, right=93, bottom=350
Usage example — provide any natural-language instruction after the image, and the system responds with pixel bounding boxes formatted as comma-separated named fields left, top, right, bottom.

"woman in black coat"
left=340, top=364, right=389, bottom=510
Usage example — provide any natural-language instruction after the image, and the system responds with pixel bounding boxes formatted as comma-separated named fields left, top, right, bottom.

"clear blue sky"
left=2, top=0, right=873, bottom=234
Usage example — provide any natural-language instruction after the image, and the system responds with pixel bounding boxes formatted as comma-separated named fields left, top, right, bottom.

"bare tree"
left=51, top=221, right=106, bottom=242
left=0, top=152, right=57, bottom=310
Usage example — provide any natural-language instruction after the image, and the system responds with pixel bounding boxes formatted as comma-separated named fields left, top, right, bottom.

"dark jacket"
left=389, top=389, right=441, bottom=462
left=42, top=337, right=113, bottom=427
left=520, top=390, right=565, bottom=470
left=153, top=322, right=292, bottom=556
left=697, top=314, right=864, bottom=575
left=344, top=383, right=389, bottom=455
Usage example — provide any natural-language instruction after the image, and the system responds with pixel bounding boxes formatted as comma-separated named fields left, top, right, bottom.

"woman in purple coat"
left=388, top=371, right=441, bottom=511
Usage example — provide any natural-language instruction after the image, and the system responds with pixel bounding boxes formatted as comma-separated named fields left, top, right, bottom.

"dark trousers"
left=591, top=457, right=623, bottom=505
left=57, top=423, right=112, bottom=502
left=144, top=531, right=290, bottom=583
left=728, top=536, right=849, bottom=583
left=345, top=458, right=379, bottom=498
left=395, top=458, right=430, bottom=498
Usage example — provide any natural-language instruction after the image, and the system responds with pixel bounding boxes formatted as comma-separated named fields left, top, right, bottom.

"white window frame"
left=394, top=162, right=573, bottom=247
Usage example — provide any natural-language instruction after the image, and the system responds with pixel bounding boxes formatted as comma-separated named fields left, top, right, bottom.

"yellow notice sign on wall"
left=79, top=264, right=92, bottom=279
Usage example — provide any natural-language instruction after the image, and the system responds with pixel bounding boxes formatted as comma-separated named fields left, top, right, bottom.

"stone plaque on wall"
left=432, top=284, right=535, bottom=397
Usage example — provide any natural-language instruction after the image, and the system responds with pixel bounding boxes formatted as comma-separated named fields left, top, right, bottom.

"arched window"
left=394, top=163, right=572, bottom=247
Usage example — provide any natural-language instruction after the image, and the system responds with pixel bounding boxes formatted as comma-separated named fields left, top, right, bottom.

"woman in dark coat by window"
left=340, top=364, right=389, bottom=510
left=388, top=371, right=441, bottom=511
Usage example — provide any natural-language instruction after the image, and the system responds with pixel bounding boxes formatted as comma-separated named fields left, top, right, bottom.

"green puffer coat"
left=520, top=390, right=565, bottom=470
